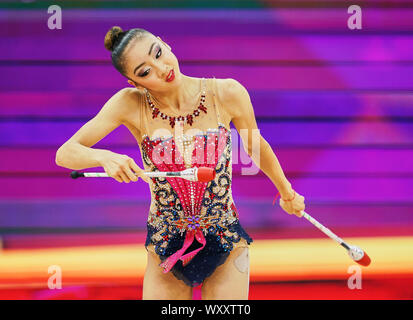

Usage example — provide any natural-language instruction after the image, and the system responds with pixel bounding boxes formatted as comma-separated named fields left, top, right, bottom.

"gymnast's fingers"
left=117, top=169, right=130, bottom=183
left=102, top=165, right=122, bottom=183
left=128, top=158, right=150, bottom=183
left=122, top=158, right=138, bottom=182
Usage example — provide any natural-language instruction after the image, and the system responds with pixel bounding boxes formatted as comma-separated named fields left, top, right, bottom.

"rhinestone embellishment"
left=145, top=78, right=208, bottom=129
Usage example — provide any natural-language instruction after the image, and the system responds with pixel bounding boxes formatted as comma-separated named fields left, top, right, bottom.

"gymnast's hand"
left=98, top=150, right=150, bottom=184
left=279, top=189, right=305, bottom=218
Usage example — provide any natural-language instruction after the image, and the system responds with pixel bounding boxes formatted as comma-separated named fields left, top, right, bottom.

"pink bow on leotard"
left=159, top=229, right=206, bottom=273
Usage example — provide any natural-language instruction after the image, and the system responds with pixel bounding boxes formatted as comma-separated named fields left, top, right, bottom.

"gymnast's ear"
left=127, top=79, right=144, bottom=91
left=127, top=80, right=146, bottom=94
left=127, top=79, right=136, bottom=87
left=157, top=36, right=171, bottom=51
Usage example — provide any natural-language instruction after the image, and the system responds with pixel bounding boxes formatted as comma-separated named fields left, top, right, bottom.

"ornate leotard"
left=138, top=77, right=252, bottom=287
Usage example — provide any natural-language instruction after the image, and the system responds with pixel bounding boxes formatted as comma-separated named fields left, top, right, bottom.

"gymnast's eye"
left=156, top=47, right=162, bottom=59
left=139, top=47, right=162, bottom=77
left=139, top=69, right=149, bottom=77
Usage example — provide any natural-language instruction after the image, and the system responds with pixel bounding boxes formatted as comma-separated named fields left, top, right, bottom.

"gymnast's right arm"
left=55, top=88, right=149, bottom=184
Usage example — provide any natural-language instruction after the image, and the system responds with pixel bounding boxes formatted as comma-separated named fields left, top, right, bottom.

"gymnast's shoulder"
left=213, top=78, right=252, bottom=121
left=105, top=87, right=145, bottom=121
left=116, top=86, right=145, bottom=107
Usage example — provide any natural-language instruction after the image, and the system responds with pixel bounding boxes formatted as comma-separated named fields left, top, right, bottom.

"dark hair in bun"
left=104, top=26, right=124, bottom=51
left=104, top=26, right=151, bottom=77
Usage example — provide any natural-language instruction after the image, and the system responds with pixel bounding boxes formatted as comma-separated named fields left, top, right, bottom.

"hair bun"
left=104, top=26, right=124, bottom=51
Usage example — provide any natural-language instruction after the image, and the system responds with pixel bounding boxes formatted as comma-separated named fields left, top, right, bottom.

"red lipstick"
left=166, top=69, right=175, bottom=82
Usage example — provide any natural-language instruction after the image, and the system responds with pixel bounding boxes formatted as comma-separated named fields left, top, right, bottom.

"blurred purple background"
left=0, top=4, right=412, bottom=250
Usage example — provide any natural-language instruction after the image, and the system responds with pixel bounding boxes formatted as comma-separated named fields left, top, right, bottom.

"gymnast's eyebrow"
left=133, top=41, right=156, bottom=76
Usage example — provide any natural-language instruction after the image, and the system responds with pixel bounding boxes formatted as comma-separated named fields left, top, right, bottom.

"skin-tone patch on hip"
left=234, top=247, right=249, bottom=273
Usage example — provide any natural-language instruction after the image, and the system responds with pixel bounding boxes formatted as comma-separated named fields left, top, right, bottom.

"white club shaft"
left=301, top=211, right=346, bottom=246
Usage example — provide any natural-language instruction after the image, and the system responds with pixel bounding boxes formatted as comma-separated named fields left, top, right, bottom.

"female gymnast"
left=55, top=26, right=306, bottom=300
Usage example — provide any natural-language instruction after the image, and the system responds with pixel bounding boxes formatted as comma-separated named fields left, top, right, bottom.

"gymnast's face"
left=125, top=34, right=182, bottom=92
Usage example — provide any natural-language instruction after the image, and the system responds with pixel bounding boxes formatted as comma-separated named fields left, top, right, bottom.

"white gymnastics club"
left=300, top=210, right=371, bottom=266
left=70, top=167, right=216, bottom=182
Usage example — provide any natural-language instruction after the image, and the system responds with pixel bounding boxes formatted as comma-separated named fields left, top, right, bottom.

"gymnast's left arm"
left=219, top=78, right=305, bottom=216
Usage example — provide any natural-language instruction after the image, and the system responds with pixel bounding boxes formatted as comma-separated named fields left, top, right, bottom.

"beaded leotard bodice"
left=138, top=77, right=249, bottom=273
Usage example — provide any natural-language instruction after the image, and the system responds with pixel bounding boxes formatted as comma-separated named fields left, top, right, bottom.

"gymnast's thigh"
left=142, top=245, right=193, bottom=300
left=201, top=240, right=250, bottom=300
